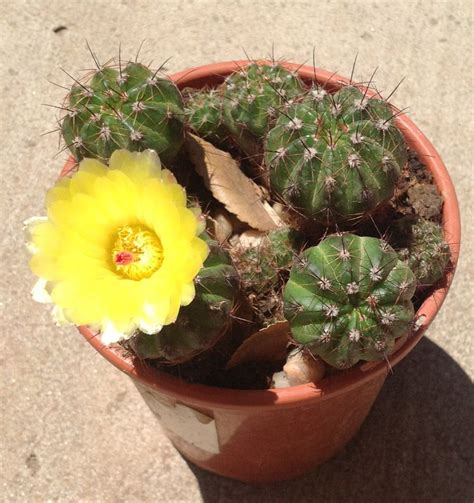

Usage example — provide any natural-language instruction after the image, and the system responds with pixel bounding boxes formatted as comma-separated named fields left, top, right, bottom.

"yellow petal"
left=180, top=282, right=196, bottom=306
left=109, top=149, right=162, bottom=180
left=100, top=320, right=126, bottom=345
left=78, top=158, right=108, bottom=176
left=24, top=216, right=48, bottom=254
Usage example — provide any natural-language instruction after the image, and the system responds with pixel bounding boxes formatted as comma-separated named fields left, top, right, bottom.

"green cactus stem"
left=398, top=218, right=450, bottom=286
left=284, top=233, right=416, bottom=368
left=129, top=237, right=237, bottom=364
left=61, top=61, right=185, bottom=164
left=184, top=88, right=227, bottom=144
left=222, top=62, right=303, bottom=157
left=266, top=84, right=407, bottom=225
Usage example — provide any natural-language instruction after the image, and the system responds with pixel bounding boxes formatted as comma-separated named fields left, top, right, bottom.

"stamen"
left=112, top=225, right=163, bottom=280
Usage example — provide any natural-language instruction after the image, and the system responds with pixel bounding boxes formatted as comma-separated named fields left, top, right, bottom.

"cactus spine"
left=61, top=61, right=185, bottom=164
left=266, top=84, right=407, bottom=225
left=284, top=233, right=416, bottom=368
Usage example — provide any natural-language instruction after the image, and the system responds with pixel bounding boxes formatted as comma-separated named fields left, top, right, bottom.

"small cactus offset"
left=233, top=228, right=297, bottom=292
left=184, top=88, right=227, bottom=144
left=266, top=84, right=407, bottom=225
left=398, top=218, right=450, bottom=286
left=61, top=61, right=185, bottom=164
left=231, top=228, right=299, bottom=325
left=129, top=237, right=238, bottom=364
left=222, top=62, right=303, bottom=156
left=284, top=234, right=416, bottom=368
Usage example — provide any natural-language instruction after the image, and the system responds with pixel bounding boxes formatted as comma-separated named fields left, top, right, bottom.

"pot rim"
left=74, top=60, right=461, bottom=411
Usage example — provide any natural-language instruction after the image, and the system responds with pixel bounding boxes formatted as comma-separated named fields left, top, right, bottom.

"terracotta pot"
left=67, top=61, right=460, bottom=483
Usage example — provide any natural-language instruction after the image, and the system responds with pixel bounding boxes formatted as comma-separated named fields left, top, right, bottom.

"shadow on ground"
left=186, top=338, right=474, bottom=503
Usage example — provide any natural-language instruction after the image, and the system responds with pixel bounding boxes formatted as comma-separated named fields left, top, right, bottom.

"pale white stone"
left=271, top=371, right=292, bottom=388
left=282, top=349, right=325, bottom=386
left=238, top=230, right=266, bottom=249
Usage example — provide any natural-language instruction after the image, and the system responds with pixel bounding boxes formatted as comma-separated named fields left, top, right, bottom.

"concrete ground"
left=1, top=0, right=473, bottom=501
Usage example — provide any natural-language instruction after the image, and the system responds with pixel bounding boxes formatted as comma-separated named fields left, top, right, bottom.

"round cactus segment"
left=284, top=234, right=416, bottom=368
left=222, top=63, right=303, bottom=155
left=234, top=228, right=298, bottom=291
left=129, top=237, right=237, bottom=364
left=266, top=84, right=407, bottom=225
left=185, top=88, right=227, bottom=143
left=61, top=62, right=185, bottom=164
left=230, top=228, right=299, bottom=325
left=399, top=218, right=450, bottom=286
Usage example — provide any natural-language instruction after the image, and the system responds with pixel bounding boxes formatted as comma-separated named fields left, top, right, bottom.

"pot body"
left=135, top=372, right=386, bottom=483
left=74, top=61, right=460, bottom=484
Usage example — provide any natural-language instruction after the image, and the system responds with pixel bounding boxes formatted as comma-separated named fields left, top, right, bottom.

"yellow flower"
left=26, top=149, right=209, bottom=344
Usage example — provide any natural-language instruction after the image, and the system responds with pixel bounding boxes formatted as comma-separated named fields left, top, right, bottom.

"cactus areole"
left=62, top=62, right=185, bottom=164
left=266, top=85, right=407, bottom=225
left=284, top=234, right=416, bottom=368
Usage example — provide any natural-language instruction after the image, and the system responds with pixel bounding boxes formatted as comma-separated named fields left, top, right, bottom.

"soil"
left=146, top=147, right=446, bottom=390
left=246, top=287, right=285, bottom=327
left=390, top=149, right=443, bottom=222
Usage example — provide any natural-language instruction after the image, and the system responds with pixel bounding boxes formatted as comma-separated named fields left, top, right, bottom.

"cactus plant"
left=230, top=228, right=299, bottom=324
left=283, top=233, right=416, bottom=368
left=184, top=88, right=227, bottom=144
left=61, top=61, right=185, bottom=164
left=30, top=55, right=454, bottom=395
left=397, top=218, right=450, bottom=286
left=266, top=84, right=407, bottom=225
left=233, top=227, right=298, bottom=292
left=129, top=237, right=237, bottom=364
left=222, top=62, right=303, bottom=157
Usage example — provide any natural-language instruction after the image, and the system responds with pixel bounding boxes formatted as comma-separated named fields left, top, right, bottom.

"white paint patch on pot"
left=138, top=385, right=220, bottom=455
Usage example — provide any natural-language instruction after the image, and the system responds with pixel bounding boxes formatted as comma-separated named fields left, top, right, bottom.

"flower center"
left=111, top=225, right=164, bottom=280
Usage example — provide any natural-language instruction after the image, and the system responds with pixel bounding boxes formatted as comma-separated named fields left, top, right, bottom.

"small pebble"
left=272, top=349, right=326, bottom=388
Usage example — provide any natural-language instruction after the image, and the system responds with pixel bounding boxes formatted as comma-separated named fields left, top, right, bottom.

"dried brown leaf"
left=226, top=321, right=290, bottom=369
left=185, top=134, right=283, bottom=231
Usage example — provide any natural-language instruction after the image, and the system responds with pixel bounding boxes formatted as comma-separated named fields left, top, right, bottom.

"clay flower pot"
left=68, top=61, right=461, bottom=483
